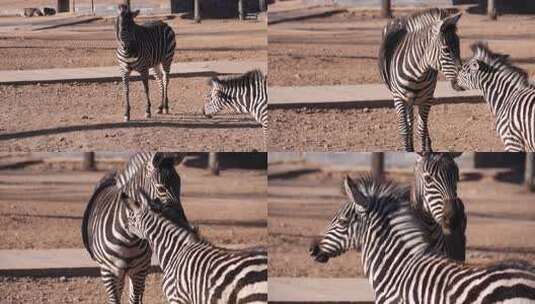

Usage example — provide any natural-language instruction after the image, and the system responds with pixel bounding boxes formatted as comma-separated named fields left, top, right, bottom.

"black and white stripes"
left=456, top=42, right=535, bottom=151
left=203, top=70, right=268, bottom=137
left=115, top=4, right=176, bottom=121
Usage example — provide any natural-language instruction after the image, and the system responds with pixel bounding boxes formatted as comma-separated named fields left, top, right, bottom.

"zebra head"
left=124, top=190, right=197, bottom=240
left=203, top=77, right=225, bottom=118
left=310, top=176, right=370, bottom=263
left=431, top=12, right=463, bottom=90
left=456, top=42, right=512, bottom=90
left=115, top=4, right=140, bottom=43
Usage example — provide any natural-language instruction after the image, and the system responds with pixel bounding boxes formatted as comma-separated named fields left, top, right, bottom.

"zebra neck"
left=407, top=31, right=437, bottom=75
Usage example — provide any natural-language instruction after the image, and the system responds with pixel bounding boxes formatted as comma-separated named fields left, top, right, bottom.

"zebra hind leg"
left=417, top=103, right=433, bottom=152
left=126, top=269, right=148, bottom=304
left=100, top=268, right=125, bottom=304
left=394, top=99, right=414, bottom=151
left=140, top=70, right=152, bottom=119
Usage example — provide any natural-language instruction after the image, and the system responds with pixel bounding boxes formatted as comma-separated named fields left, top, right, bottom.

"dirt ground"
left=0, top=16, right=266, bottom=151
left=268, top=162, right=535, bottom=278
left=268, top=5, right=535, bottom=151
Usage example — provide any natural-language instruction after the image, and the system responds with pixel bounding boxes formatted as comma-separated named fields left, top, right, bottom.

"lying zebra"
left=203, top=70, right=268, bottom=138
left=456, top=42, right=535, bottom=151
left=311, top=175, right=535, bottom=303
left=124, top=191, right=268, bottom=304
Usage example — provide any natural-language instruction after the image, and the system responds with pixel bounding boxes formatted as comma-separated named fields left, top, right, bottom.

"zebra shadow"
left=0, top=120, right=260, bottom=141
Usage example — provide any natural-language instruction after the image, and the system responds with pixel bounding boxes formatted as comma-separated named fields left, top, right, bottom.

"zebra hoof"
left=145, top=112, right=151, bottom=119
left=163, top=108, right=169, bottom=114
left=157, top=108, right=163, bottom=114
left=124, top=115, right=130, bottom=122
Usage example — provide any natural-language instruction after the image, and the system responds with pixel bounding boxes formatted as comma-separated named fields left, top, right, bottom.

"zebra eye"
left=424, top=175, right=433, bottom=183
left=156, top=185, right=166, bottom=193
left=338, top=217, right=349, bottom=225
left=470, top=61, right=479, bottom=72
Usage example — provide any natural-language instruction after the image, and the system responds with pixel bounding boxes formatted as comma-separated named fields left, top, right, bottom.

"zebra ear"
left=439, top=12, right=462, bottom=32
left=132, top=9, right=140, bottom=18
left=150, top=153, right=165, bottom=168
left=344, top=176, right=367, bottom=210
left=449, top=152, right=463, bottom=159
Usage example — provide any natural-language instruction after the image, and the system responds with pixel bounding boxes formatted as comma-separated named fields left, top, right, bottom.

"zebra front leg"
left=162, top=64, right=171, bottom=114
left=417, top=103, right=433, bottom=152
left=101, top=268, right=125, bottom=304
left=127, top=270, right=148, bottom=304
left=122, top=72, right=132, bottom=122
left=140, top=70, right=152, bottom=119
left=394, top=99, right=414, bottom=151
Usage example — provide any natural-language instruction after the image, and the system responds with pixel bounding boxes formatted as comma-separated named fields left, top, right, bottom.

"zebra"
left=203, top=69, right=268, bottom=138
left=115, top=4, right=176, bottom=121
left=310, top=175, right=535, bottom=303
left=123, top=191, right=268, bottom=304
left=411, top=152, right=466, bottom=261
left=81, top=152, right=189, bottom=304
left=378, top=8, right=463, bottom=151
left=456, top=42, right=535, bottom=151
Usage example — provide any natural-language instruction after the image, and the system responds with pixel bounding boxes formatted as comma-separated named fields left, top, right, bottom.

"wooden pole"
left=208, top=153, right=220, bottom=176
left=526, top=153, right=535, bottom=192
left=371, top=152, right=385, bottom=180
left=259, top=0, right=266, bottom=12
left=488, top=0, right=497, bottom=20
left=194, top=0, right=201, bottom=23
left=381, top=0, right=391, bottom=18
left=71, top=0, right=76, bottom=13
left=82, top=152, right=96, bottom=171
left=239, top=0, right=244, bottom=20
left=91, top=0, right=94, bottom=15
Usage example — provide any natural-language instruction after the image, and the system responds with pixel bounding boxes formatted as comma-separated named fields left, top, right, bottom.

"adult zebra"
left=411, top=152, right=466, bottom=261
left=116, top=4, right=176, bottom=121
left=81, top=152, right=189, bottom=304
left=378, top=8, right=463, bottom=151
left=456, top=42, right=535, bottom=151
left=123, top=191, right=268, bottom=304
left=310, top=176, right=535, bottom=303
left=203, top=70, right=268, bottom=138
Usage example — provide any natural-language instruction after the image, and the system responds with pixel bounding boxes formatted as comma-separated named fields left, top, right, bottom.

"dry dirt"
left=268, top=164, right=535, bottom=278
left=268, top=8, right=535, bottom=151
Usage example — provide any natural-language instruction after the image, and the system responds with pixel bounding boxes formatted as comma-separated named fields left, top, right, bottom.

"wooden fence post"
left=82, top=152, right=96, bottom=171
left=381, top=0, right=392, bottom=18
left=208, top=153, right=220, bottom=176
left=371, top=152, right=385, bottom=180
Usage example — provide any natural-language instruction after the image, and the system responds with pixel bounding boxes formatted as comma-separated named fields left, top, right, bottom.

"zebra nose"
left=450, top=79, right=465, bottom=92
left=309, top=238, right=321, bottom=256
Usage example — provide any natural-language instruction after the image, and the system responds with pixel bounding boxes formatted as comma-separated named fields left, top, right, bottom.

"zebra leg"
left=122, top=72, right=131, bottom=122
left=101, top=268, right=125, bottom=304
left=162, top=63, right=171, bottom=114
left=154, top=65, right=167, bottom=114
left=126, top=270, right=148, bottom=304
left=140, top=70, right=152, bottom=119
left=417, top=103, right=433, bottom=152
left=394, top=99, right=414, bottom=151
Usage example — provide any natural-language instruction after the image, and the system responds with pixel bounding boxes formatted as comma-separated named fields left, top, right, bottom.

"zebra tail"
left=81, top=170, right=118, bottom=260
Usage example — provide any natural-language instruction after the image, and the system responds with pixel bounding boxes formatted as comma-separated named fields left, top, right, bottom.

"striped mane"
left=116, top=152, right=153, bottom=189
left=211, top=69, right=265, bottom=88
left=400, top=8, right=459, bottom=32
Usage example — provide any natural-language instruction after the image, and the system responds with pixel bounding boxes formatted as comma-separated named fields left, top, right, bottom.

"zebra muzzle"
left=309, top=240, right=330, bottom=263
left=202, top=107, right=213, bottom=119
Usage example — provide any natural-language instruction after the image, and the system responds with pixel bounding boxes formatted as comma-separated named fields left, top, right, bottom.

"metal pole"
left=526, top=153, right=535, bottom=192
left=239, top=0, right=244, bottom=20
left=488, top=0, right=497, bottom=20
left=194, top=0, right=201, bottom=23
left=82, top=152, right=96, bottom=171
left=381, top=0, right=391, bottom=18
left=371, top=152, right=385, bottom=180
left=208, top=153, right=220, bottom=176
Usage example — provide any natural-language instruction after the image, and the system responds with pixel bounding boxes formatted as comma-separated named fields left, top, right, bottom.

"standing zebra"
left=411, top=152, right=466, bottom=261
left=456, top=42, right=535, bottom=151
left=116, top=4, right=176, bottom=121
left=203, top=70, right=268, bottom=138
left=378, top=8, right=463, bottom=151
left=124, top=191, right=268, bottom=304
left=310, top=176, right=535, bottom=303
left=81, top=152, right=189, bottom=304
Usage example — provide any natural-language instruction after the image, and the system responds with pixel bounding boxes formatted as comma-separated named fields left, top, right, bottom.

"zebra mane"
left=115, top=152, right=153, bottom=189
left=211, top=69, right=265, bottom=88
left=351, top=175, right=431, bottom=252
left=471, top=42, right=535, bottom=89
left=398, top=8, right=460, bottom=32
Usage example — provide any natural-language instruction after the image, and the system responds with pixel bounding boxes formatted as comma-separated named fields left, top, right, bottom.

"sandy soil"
left=269, top=103, right=504, bottom=151
left=268, top=8, right=535, bottom=151
left=268, top=163, right=535, bottom=278
left=0, top=78, right=265, bottom=151
left=0, top=162, right=267, bottom=249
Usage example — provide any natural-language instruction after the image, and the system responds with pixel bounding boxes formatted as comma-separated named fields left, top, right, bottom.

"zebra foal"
left=456, top=42, right=535, bottom=151
left=81, top=152, right=189, bottom=304
left=116, top=4, right=176, bottom=121
left=412, top=152, right=466, bottom=261
left=124, top=191, right=268, bottom=304
left=378, top=8, right=463, bottom=151
left=310, top=175, right=535, bottom=303
left=203, top=70, right=268, bottom=138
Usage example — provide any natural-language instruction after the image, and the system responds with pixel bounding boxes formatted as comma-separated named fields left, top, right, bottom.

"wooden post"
left=526, top=153, right=535, bottom=192
left=488, top=0, right=497, bottom=20
left=238, top=0, right=244, bottom=20
left=194, top=0, right=201, bottom=23
left=126, top=0, right=131, bottom=7
left=91, top=0, right=94, bottom=15
left=371, top=152, right=385, bottom=180
left=381, top=0, right=391, bottom=18
left=259, top=0, right=266, bottom=12
left=71, top=0, right=76, bottom=13
left=208, top=153, right=220, bottom=176
left=82, top=152, right=96, bottom=171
